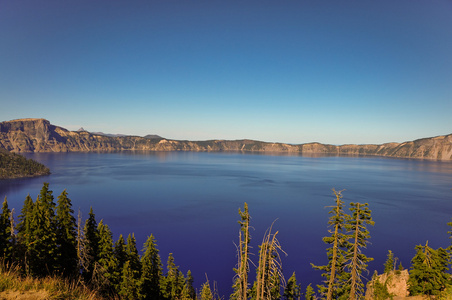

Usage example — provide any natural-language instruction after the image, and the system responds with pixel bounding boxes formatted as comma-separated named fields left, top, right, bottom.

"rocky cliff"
left=1, top=119, right=452, bottom=160
left=365, top=270, right=410, bottom=299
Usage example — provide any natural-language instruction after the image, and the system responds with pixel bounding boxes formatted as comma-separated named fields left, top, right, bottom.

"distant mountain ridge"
left=1, top=118, right=452, bottom=160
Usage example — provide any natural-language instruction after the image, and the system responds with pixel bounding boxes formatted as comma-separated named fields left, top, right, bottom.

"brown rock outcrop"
left=366, top=270, right=410, bottom=299
left=1, top=119, right=452, bottom=160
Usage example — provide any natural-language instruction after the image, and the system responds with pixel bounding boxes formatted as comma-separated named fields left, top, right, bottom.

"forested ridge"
left=0, top=148, right=50, bottom=179
left=1, top=184, right=452, bottom=299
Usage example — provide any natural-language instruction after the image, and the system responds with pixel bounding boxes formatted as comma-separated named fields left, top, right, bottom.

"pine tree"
left=200, top=279, right=214, bottom=300
left=185, top=270, right=196, bottom=300
left=55, top=189, right=77, bottom=277
left=114, top=234, right=127, bottom=291
left=28, top=183, right=58, bottom=276
left=16, top=194, right=34, bottom=273
left=83, top=206, right=100, bottom=282
left=383, top=250, right=394, bottom=274
left=231, top=202, right=251, bottom=300
left=96, top=220, right=118, bottom=294
left=119, top=260, right=142, bottom=300
left=126, top=233, right=142, bottom=280
left=408, top=241, right=451, bottom=296
left=16, top=194, right=34, bottom=240
left=283, top=272, right=301, bottom=300
left=304, top=284, right=315, bottom=300
left=0, top=197, right=12, bottom=261
left=345, top=202, right=374, bottom=300
left=311, top=189, right=351, bottom=300
left=140, top=234, right=164, bottom=300
left=162, top=253, right=185, bottom=300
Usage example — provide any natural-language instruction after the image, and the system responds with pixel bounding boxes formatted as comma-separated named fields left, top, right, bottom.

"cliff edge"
left=1, top=119, right=451, bottom=160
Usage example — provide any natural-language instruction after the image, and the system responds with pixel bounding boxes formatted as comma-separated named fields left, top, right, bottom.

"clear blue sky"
left=1, top=1, right=451, bottom=145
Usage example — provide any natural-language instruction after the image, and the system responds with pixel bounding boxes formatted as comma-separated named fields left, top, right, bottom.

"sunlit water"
left=1, top=151, right=452, bottom=296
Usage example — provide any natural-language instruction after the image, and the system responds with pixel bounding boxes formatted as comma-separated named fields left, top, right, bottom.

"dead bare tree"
left=255, top=221, right=286, bottom=300
left=231, top=203, right=252, bottom=300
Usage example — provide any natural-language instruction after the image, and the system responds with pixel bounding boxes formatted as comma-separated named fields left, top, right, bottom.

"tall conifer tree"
left=200, top=279, right=214, bottom=300
left=408, top=241, right=451, bottom=296
left=283, top=272, right=301, bottom=300
left=0, top=197, right=12, bottom=261
left=162, top=253, right=185, bottom=300
left=140, top=234, right=163, bottom=300
left=120, top=260, right=142, bottom=300
left=311, top=189, right=351, bottom=300
left=305, top=284, right=315, bottom=300
left=126, top=233, right=142, bottom=279
left=28, top=183, right=58, bottom=276
left=345, top=202, right=374, bottom=300
left=83, top=206, right=100, bottom=282
left=185, top=270, right=196, bottom=300
left=16, top=194, right=34, bottom=273
left=383, top=250, right=394, bottom=274
left=17, top=195, right=34, bottom=244
left=114, top=234, right=127, bottom=291
left=96, top=220, right=118, bottom=294
left=55, top=189, right=77, bottom=276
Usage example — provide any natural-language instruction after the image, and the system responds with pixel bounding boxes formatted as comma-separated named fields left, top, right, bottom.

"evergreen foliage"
left=28, top=183, right=58, bottom=276
left=185, top=270, right=196, bottom=300
left=140, top=234, right=163, bottom=300
left=369, top=270, right=392, bottom=300
left=126, top=233, right=142, bottom=279
left=113, top=234, right=127, bottom=291
left=0, top=149, right=50, bottom=179
left=283, top=271, right=301, bottom=300
left=96, top=220, right=117, bottom=294
left=55, top=189, right=78, bottom=277
left=4, top=184, right=452, bottom=300
left=304, top=284, right=315, bottom=300
left=119, top=260, right=142, bottom=299
left=383, top=250, right=394, bottom=274
left=408, top=241, right=451, bottom=296
left=162, top=253, right=185, bottom=300
left=311, top=189, right=351, bottom=300
left=200, top=279, right=214, bottom=300
left=16, top=194, right=34, bottom=244
left=16, top=194, right=34, bottom=273
left=83, top=207, right=100, bottom=282
left=345, top=202, right=374, bottom=300
left=0, top=197, right=12, bottom=261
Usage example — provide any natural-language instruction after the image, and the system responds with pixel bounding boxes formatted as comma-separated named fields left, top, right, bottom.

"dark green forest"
left=0, top=149, right=50, bottom=179
left=0, top=184, right=451, bottom=300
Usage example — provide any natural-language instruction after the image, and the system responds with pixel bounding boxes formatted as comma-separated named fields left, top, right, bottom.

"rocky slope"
left=1, top=118, right=452, bottom=160
left=365, top=270, right=410, bottom=299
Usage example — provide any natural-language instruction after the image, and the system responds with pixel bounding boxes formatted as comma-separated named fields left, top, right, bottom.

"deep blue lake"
left=1, top=151, right=452, bottom=296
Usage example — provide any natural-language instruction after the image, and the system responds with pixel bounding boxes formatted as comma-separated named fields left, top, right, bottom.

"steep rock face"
left=365, top=270, right=409, bottom=299
left=1, top=119, right=452, bottom=160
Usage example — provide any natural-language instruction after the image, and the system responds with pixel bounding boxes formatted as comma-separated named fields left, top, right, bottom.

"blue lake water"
left=1, top=151, right=452, bottom=296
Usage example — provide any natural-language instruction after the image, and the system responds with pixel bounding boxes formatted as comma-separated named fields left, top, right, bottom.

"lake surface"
left=1, top=151, right=452, bottom=296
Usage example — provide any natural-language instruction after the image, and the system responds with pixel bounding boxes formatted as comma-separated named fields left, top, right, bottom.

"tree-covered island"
left=0, top=149, right=50, bottom=179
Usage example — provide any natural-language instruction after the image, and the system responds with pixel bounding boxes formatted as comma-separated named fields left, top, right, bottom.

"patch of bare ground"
left=0, top=290, right=49, bottom=300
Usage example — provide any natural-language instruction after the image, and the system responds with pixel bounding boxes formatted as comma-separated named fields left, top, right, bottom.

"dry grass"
left=0, top=263, right=105, bottom=300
